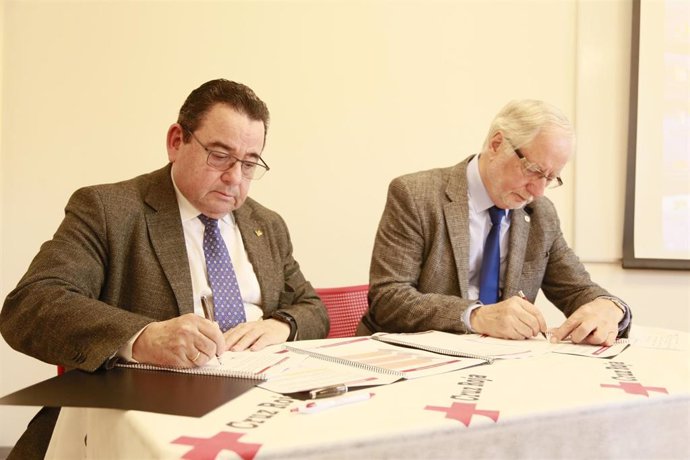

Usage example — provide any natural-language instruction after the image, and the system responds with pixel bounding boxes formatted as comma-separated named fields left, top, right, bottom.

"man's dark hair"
left=177, top=79, right=270, bottom=142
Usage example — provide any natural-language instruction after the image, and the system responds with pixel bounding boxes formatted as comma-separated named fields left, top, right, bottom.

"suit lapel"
left=503, top=206, right=531, bottom=297
left=235, top=201, right=280, bottom=311
left=144, top=166, right=194, bottom=315
left=444, top=161, right=471, bottom=297
left=442, top=156, right=532, bottom=300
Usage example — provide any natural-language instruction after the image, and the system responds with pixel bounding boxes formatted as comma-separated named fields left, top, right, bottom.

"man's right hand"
left=132, top=313, right=225, bottom=368
left=470, top=295, right=547, bottom=339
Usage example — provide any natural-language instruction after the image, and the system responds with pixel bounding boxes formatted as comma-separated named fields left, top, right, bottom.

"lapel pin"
left=254, top=229, right=264, bottom=237
left=524, top=215, right=531, bottom=223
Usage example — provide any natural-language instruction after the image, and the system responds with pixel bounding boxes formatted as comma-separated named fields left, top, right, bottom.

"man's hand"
left=550, top=298, right=623, bottom=346
left=470, top=295, right=547, bottom=339
left=224, top=319, right=290, bottom=352
left=132, top=313, right=225, bottom=368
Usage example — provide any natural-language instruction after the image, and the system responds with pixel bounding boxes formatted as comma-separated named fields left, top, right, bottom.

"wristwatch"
left=271, top=310, right=298, bottom=341
left=599, top=296, right=628, bottom=316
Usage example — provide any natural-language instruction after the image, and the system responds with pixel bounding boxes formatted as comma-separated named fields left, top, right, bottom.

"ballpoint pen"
left=517, top=290, right=548, bottom=339
left=309, top=384, right=347, bottom=399
left=291, top=392, right=375, bottom=414
left=285, top=384, right=348, bottom=400
left=309, top=384, right=348, bottom=399
left=201, top=295, right=224, bottom=364
left=201, top=295, right=215, bottom=323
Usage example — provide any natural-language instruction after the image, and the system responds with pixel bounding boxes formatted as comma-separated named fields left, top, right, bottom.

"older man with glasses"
left=1, top=79, right=329, bottom=460
left=358, top=99, right=630, bottom=347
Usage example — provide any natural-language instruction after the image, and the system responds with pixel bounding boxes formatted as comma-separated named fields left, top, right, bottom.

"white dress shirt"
left=172, top=178, right=263, bottom=322
left=462, top=155, right=510, bottom=330
left=466, top=155, right=510, bottom=300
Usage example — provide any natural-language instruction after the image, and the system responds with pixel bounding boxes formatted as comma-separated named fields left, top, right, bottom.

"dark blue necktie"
left=479, top=206, right=505, bottom=305
left=198, top=214, right=246, bottom=331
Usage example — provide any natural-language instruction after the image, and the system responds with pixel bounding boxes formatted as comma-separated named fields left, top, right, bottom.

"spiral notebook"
left=283, top=336, right=487, bottom=382
left=116, top=348, right=298, bottom=380
left=372, top=330, right=630, bottom=360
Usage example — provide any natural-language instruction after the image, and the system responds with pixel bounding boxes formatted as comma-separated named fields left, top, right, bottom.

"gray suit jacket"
left=1, top=165, right=328, bottom=371
left=360, top=157, right=629, bottom=335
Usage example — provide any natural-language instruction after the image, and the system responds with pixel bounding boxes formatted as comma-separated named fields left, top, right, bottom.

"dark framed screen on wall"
left=623, top=0, right=690, bottom=270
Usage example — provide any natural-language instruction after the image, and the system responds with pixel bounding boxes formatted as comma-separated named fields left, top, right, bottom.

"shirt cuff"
left=115, top=325, right=149, bottom=363
left=462, top=301, right=484, bottom=333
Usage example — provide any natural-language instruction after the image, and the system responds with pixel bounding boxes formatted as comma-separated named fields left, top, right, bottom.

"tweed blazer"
left=360, top=156, right=627, bottom=335
left=1, top=165, right=328, bottom=372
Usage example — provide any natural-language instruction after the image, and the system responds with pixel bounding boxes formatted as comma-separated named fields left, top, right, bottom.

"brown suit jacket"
left=1, top=165, right=328, bottom=368
left=0, top=165, right=328, bottom=458
left=359, top=157, right=630, bottom=335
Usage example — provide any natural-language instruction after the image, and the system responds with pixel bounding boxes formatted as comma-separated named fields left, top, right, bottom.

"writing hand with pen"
left=470, top=290, right=623, bottom=346
left=131, top=294, right=293, bottom=367
left=469, top=290, right=548, bottom=340
left=131, top=311, right=226, bottom=369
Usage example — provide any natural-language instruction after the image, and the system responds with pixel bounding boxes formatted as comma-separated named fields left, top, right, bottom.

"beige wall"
left=1, top=0, right=688, bottom=447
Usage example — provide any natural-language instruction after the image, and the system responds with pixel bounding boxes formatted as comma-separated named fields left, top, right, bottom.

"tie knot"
left=488, top=206, right=504, bottom=226
left=198, top=214, right=218, bottom=229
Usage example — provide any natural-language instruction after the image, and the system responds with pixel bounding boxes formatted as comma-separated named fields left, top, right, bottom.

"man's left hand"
left=223, top=319, right=290, bottom=351
left=550, top=298, right=624, bottom=346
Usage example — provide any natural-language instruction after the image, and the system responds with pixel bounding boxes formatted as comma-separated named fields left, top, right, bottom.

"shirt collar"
left=170, top=170, right=235, bottom=226
left=467, top=155, right=510, bottom=223
left=467, top=155, right=496, bottom=214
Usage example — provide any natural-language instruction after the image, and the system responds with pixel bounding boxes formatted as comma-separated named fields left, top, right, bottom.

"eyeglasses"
left=508, top=142, right=563, bottom=189
left=183, top=128, right=270, bottom=180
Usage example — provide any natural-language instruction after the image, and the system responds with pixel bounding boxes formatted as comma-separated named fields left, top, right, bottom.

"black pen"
left=517, top=290, right=548, bottom=339
left=201, top=295, right=223, bottom=364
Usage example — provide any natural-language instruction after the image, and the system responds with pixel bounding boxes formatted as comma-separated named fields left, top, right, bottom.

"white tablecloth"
left=46, top=327, right=690, bottom=459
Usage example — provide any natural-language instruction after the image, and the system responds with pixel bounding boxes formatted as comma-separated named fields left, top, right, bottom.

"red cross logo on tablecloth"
left=425, top=402, right=499, bottom=426
left=172, top=431, right=262, bottom=460
left=600, top=381, right=668, bottom=397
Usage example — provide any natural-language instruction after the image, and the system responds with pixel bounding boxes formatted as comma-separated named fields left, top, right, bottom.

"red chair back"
left=315, top=285, right=369, bottom=338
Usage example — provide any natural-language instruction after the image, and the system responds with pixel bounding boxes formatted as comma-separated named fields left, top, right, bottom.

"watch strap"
left=271, top=310, right=298, bottom=341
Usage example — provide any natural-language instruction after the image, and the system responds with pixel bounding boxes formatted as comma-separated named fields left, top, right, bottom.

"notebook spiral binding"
left=115, top=362, right=268, bottom=380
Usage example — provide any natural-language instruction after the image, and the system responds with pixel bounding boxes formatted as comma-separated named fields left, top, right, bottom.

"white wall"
left=1, top=0, right=688, bottom=448
left=573, top=0, right=689, bottom=333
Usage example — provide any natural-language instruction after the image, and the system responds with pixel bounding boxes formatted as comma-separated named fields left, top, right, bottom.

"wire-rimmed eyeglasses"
left=507, top=141, right=563, bottom=189
left=183, top=127, right=270, bottom=180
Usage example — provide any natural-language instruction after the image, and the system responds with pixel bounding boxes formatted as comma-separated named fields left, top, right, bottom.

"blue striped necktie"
left=198, top=214, right=246, bottom=331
